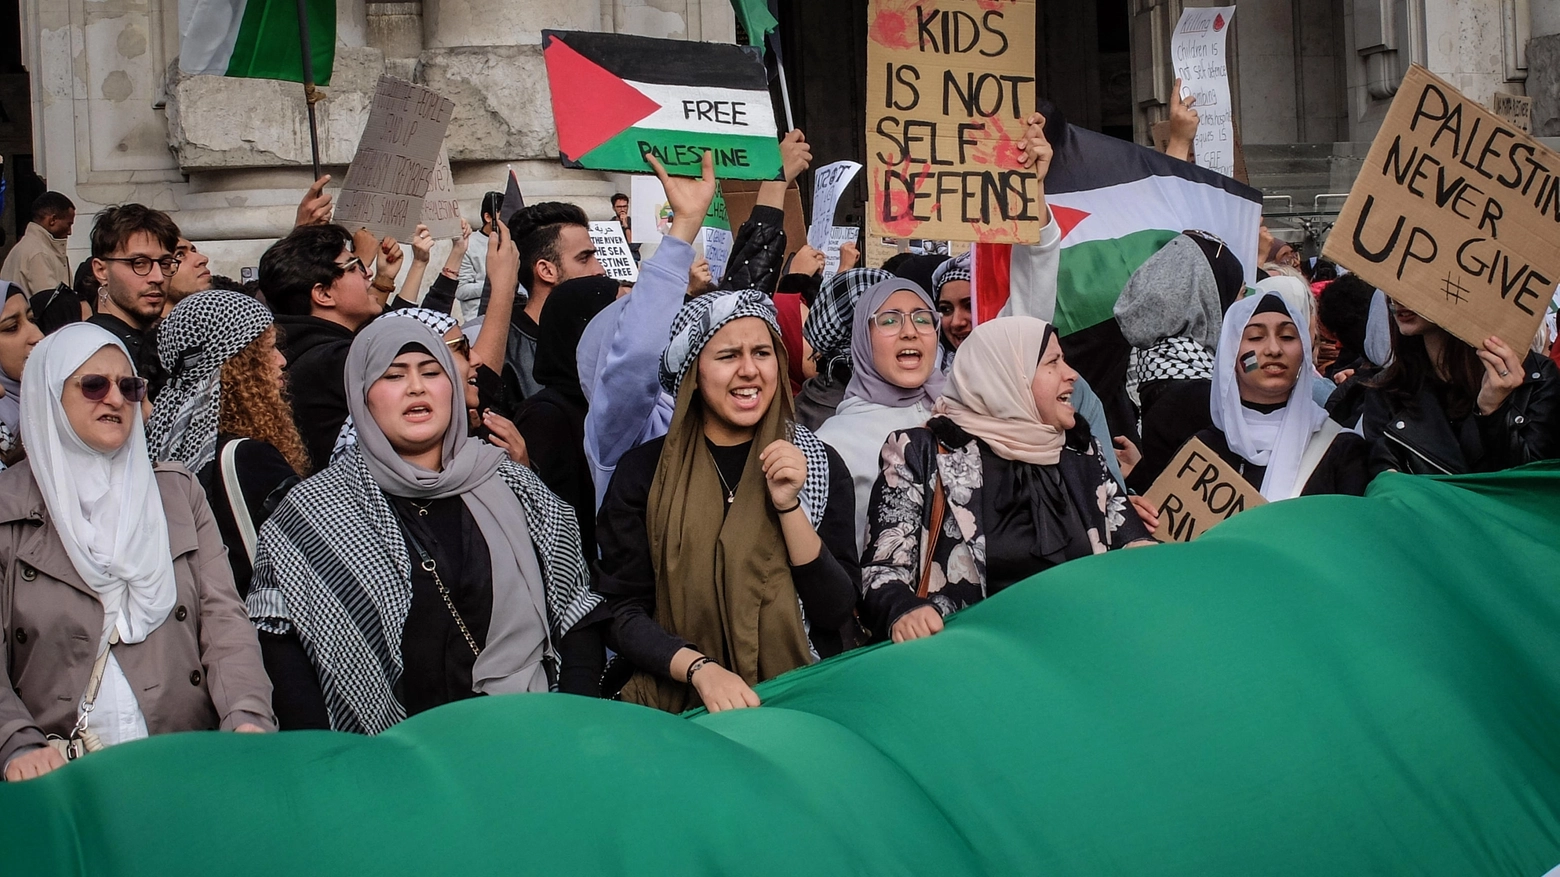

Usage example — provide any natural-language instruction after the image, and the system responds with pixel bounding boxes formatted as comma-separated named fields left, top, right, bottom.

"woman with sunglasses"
left=248, top=319, right=602, bottom=732
left=0, top=282, right=44, bottom=466
left=860, top=317, right=1153, bottom=645
left=0, top=323, right=275, bottom=781
left=816, top=278, right=946, bottom=552
left=146, top=290, right=311, bottom=596
left=595, top=290, right=860, bottom=713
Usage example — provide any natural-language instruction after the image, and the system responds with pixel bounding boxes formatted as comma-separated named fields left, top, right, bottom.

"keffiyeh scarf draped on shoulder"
left=146, top=290, right=273, bottom=472
left=248, top=449, right=597, bottom=734
left=802, top=269, right=892, bottom=378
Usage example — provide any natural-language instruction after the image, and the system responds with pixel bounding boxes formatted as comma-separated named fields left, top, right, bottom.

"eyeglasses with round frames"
left=871, top=309, right=938, bottom=335
left=98, top=256, right=181, bottom=277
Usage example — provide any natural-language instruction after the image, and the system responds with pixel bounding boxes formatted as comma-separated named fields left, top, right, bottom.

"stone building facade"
left=7, top=0, right=1559, bottom=278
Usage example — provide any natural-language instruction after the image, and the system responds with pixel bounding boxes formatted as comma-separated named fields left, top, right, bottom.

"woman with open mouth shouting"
left=860, top=316, right=1155, bottom=646
left=247, top=318, right=602, bottom=733
left=816, top=277, right=946, bottom=554
left=595, top=290, right=860, bottom=714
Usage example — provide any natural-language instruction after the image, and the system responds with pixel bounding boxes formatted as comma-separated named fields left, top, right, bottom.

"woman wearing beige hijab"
left=860, top=316, right=1154, bottom=644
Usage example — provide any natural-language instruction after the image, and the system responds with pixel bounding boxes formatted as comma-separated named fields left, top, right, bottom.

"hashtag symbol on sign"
left=1441, top=274, right=1469, bottom=305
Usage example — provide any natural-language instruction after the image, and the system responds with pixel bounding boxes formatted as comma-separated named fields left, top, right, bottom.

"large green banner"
left=6, top=465, right=1560, bottom=875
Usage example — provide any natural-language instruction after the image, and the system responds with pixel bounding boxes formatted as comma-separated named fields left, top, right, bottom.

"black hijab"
left=891, top=254, right=951, bottom=301
left=531, top=275, right=620, bottom=405
left=1185, top=232, right=1246, bottom=313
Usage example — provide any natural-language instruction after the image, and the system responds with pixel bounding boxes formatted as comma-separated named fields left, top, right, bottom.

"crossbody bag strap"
left=916, top=444, right=950, bottom=600
left=1290, top=419, right=1345, bottom=500
left=220, top=438, right=259, bottom=563
left=66, top=627, right=120, bottom=741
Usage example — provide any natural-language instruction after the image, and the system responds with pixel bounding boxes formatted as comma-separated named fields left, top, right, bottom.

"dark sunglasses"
left=445, top=335, right=470, bottom=359
left=74, top=374, right=148, bottom=403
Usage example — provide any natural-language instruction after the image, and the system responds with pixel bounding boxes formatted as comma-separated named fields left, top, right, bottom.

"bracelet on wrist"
left=685, top=656, right=715, bottom=686
left=372, top=279, right=397, bottom=293
left=773, top=499, right=802, bottom=515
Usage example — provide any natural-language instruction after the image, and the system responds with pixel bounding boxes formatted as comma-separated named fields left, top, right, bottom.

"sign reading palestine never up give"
left=1322, top=65, right=1560, bottom=351
left=541, top=31, right=783, bottom=180
left=866, top=0, right=1043, bottom=244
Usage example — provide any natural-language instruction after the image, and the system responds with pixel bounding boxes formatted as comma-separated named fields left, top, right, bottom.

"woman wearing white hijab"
left=0, top=323, right=273, bottom=782
left=1188, top=292, right=1369, bottom=501
left=860, top=317, right=1153, bottom=645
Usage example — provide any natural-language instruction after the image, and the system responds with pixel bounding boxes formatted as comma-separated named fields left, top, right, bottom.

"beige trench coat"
left=0, top=459, right=276, bottom=769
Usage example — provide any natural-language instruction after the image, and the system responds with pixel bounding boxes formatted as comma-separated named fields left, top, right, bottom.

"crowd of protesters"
left=1, top=109, right=1557, bottom=782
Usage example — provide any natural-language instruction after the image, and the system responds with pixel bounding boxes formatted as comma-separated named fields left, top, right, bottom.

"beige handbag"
left=45, top=628, right=119, bottom=761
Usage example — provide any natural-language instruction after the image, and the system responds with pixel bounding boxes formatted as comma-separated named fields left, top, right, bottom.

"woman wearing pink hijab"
left=859, top=316, right=1154, bottom=644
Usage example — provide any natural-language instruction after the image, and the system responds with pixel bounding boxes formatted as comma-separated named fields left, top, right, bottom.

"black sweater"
left=594, top=435, right=860, bottom=678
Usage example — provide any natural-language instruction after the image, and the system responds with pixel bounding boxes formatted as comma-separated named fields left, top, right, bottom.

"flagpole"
left=765, top=32, right=795, bottom=133
left=294, top=0, right=323, bottom=180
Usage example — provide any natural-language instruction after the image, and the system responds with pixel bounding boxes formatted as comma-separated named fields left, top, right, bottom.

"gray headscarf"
left=1114, top=234, right=1228, bottom=351
left=843, top=278, right=947, bottom=408
left=146, top=290, right=273, bottom=473
left=346, top=317, right=552, bottom=697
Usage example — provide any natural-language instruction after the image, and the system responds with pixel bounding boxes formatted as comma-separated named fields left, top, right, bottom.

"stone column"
left=1531, top=0, right=1560, bottom=135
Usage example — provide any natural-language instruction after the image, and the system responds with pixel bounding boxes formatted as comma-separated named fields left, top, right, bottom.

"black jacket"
left=720, top=204, right=787, bottom=294
left=275, top=314, right=354, bottom=472
left=1362, top=352, right=1560, bottom=475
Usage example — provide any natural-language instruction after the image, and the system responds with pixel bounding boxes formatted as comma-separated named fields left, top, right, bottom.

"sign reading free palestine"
left=541, top=30, right=784, bottom=180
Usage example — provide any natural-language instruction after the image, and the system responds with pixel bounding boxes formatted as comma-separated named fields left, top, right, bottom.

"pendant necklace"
left=707, top=446, right=737, bottom=507
left=408, top=499, right=432, bottom=517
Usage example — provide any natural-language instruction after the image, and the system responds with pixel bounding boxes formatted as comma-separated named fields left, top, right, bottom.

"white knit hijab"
left=20, top=323, right=176, bottom=643
left=1210, top=293, right=1330, bottom=501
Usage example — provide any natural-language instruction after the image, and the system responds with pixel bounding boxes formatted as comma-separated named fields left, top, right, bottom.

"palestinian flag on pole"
left=541, top=30, right=783, bottom=181
left=177, top=0, right=335, bottom=84
left=975, top=123, right=1262, bottom=335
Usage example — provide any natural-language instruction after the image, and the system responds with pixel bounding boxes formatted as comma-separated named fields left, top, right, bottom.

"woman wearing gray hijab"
left=247, top=318, right=602, bottom=733
left=816, top=277, right=947, bottom=552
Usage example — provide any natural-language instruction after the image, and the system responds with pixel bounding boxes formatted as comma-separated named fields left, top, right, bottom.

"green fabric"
left=6, top=464, right=1560, bottom=875
left=730, top=0, right=779, bottom=47
left=227, top=0, right=335, bottom=85
left=1054, top=227, right=1179, bottom=335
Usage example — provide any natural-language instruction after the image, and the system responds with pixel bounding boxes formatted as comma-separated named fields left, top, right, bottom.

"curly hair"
left=219, top=327, right=312, bottom=476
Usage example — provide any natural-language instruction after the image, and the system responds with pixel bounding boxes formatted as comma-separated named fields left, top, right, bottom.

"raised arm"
left=472, top=221, right=519, bottom=374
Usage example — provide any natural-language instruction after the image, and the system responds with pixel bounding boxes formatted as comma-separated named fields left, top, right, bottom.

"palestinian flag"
left=499, top=167, right=525, bottom=225
left=177, top=0, right=335, bottom=85
left=541, top=30, right=783, bottom=181
left=975, top=124, right=1262, bottom=335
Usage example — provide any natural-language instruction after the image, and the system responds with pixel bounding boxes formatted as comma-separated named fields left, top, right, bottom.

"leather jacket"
left=720, top=204, right=787, bottom=293
left=1363, top=352, right=1560, bottom=475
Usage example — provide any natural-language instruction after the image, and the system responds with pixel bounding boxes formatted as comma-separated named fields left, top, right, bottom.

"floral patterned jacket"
left=859, top=416, right=1145, bottom=637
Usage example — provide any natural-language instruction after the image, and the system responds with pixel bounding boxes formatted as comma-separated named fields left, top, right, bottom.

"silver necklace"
left=707, top=445, right=737, bottom=506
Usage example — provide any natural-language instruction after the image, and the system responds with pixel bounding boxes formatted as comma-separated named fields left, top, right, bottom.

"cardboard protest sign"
left=822, top=226, right=860, bottom=281
left=1170, top=6, right=1238, bottom=179
left=865, top=0, right=1044, bottom=245
left=419, top=146, right=462, bottom=238
left=1322, top=65, right=1560, bottom=351
left=809, top=160, right=862, bottom=250
left=1142, top=438, right=1267, bottom=543
left=700, top=227, right=733, bottom=282
left=589, top=221, right=638, bottom=283
left=335, top=76, right=456, bottom=241
left=540, top=30, right=782, bottom=181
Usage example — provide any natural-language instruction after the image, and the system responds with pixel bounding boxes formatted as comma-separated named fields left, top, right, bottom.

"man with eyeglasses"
left=260, top=223, right=386, bottom=471
left=86, top=204, right=182, bottom=362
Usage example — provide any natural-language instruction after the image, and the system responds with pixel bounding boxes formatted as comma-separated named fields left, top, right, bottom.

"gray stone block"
left=415, top=46, right=558, bottom=162
left=1530, top=34, right=1560, bottom=137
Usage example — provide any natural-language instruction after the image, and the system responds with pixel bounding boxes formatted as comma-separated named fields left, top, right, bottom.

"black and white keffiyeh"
left=803, top=268, right=892, bottom=376
left=1135, top=334, right=1216, bottom=385
left=146, top=290, right=273, bottom=472
left=247, top=448, right=598, bottom=735
left=931, top=250, right=971, bottom=296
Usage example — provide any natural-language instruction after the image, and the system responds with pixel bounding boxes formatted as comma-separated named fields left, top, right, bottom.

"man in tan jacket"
left=0, top=192, right=75, bottom=295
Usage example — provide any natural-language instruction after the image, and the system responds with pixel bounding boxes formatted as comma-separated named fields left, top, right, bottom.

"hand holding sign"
left=781, top=130, right=813, bottom=185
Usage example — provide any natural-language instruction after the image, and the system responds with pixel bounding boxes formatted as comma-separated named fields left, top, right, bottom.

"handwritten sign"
left=700, top=227, right=733, bottom=282
left=822, top=226, right=860, bottom=281
left=1170, top=6, right=1238, bottom=178
left=865, top=0, right=1043, bottom=245
left=1142, top=438, right=1267, bottom=543
left=809, top=160, right=862, bottom=250
left=336, top=76, right=456, bottom=241
left=1322, top=65, right=1560, bottom=351
left=419, top=146, right=462, bottom=238
left=589, top=221, right=638, bottom=283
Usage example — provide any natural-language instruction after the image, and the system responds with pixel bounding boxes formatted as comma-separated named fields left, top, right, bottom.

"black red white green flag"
left=975, top=123, right=1263, bottom=335
left=541, top=30, right=783, bottom=180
